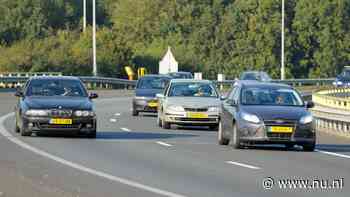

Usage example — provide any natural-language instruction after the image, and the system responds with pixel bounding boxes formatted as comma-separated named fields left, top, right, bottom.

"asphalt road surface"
left=0, top=90, right=350, bottom=197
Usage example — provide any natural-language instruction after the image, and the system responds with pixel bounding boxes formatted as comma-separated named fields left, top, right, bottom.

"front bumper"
left=235, top=120, right=316, bottom=145
left=133, top=97, right=158, bottom=113
left=22, top=116, right=96, bottom=133
left=163, top=111, right=219, bottom=126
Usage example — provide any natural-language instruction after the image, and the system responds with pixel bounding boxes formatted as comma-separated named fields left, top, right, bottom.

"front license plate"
left=148, top=101, right=158, bottom=107
left=50, top=119, right=72, bottom=125
left=187, top=112, right=208, bottom=119
left=269, top=126, right=293, bottom=133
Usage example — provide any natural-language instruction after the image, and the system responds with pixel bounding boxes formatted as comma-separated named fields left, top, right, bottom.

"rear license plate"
left=269, top=126, right=293, bottom=133
left=187, top=112, right=208, bottom=119
left=148, top=101, right=158, bottom=107
left=50, top=119, right=72, bottom=125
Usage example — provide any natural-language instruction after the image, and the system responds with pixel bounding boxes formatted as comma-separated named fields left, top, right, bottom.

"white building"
left=159, top=46, right=178, bottom=74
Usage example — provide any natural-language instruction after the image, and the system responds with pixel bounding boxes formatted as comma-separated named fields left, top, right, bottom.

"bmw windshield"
left=241, top=87, right=303, bottom=106
left=25, top=79, right=88, bottom=97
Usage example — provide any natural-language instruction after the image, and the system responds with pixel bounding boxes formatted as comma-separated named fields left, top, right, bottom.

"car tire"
left=231, top=123, right=242, bottom=149
left=157, top=115, right=162, bottom=127
left=209, top=124, right=219, bottom=131
left=87, top=130, right=97, bottom=139
left=218, top=121, right=229, bottom=145
left=303, top=142, right=315, bottom=152
left=15, top=118, right=20, bottom=133
left=132, top=109, right=139, bottom=116
left=162, top=120, right=171, bottom=129
left=20, top=123, right=31, bottom=137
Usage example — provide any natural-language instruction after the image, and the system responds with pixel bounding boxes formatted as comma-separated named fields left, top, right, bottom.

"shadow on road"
left=316, top=144, right=350, bottom=153
left=97, top=131, right=198, bottom=140
left=36, top=131, right=198, bottom=140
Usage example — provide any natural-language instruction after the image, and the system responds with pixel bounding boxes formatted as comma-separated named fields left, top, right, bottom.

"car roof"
left=140, top=74, right=172, bottom=79
left=29, top=76, right=81, bottom=81
left=170, top=79, right=212, bottom=83
left=237, top=80, right=291, bottom=89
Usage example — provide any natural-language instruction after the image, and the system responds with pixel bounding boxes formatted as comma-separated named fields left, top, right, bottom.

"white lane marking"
left=0, top=113, right=186, bottom=197
left=121, top=127, right=131, bottom=132
left=316, top=149, right=350, bottom=159
left=226, top=161, right=261, bottom=170
left=156, top=141, right=173, bottom=147
left=109, top=118, right=117, bottom=123
left=114, top=113, right=121, bottom=116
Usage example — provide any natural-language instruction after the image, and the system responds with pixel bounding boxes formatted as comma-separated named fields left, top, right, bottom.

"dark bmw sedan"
left=14, top=76, right=98, bottom=138
left=218, top=81, right=316, bottom=151
left=132, top=75, right=171, bottom=116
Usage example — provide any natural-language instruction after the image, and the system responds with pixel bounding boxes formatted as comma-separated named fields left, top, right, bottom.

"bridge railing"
left=312, top=87, right=350, bottom=137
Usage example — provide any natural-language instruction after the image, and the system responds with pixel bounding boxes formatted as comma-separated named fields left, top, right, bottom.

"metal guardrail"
left=215, top=78, right=335, bottom=87
left=312, top=88, right=350, bottom=137
left=0, top=72, right=62, bottom=77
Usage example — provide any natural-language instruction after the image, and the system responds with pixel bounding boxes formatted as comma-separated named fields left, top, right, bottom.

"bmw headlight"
left=241, top=112, right=260, bottom=124
left=74, top=110, right=95, bottom=117
left=25, top=110, right=49, bottom=116
left=167, top=105, right=185, bottom=112
left=337, top=81, right=343, bottom=85
left=208, top=106, right=220, bottom=112
left=300, top=114, right=313, bottom=124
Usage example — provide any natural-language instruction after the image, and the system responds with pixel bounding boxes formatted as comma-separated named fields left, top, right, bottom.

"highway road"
left=0, top=90, right=350, bottom=197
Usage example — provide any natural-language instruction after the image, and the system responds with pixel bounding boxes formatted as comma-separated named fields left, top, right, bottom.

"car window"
left=168, top=82, right=217, bottom=97
left=241, top=87, right=303, bottom=106
left=25, top=79, right=87, bottom=97
left=241, top=73, right=259, bottom=80
left=137, top=77, right=169, bottom=89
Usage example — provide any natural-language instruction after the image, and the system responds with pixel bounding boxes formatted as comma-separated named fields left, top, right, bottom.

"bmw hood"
left=166, top=97, right=221, bottom=108
left=24, top=96, right=93, bottom=110
left=241, top=105, right=308, bottom=121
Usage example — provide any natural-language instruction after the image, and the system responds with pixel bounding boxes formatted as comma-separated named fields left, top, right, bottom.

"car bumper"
left=163, top=111, right=219, bottom=126
left=133, top=98, right=158, bottom=113
left=235, top=121, right=316, bottom=144
left=22, top=116, right=96, bottom=133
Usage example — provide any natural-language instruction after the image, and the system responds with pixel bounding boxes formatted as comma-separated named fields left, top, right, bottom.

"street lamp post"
left=92, top=0, right=97, bottom=76
left=83, top=0, right=86, bottom=32
left=281, top=0, right=285, bottom=80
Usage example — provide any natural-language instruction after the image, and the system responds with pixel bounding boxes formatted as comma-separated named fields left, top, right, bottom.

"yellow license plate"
left=187, top=112, right=208, bottom=119
left=148, top=101, right=158, bottom=107
left=269, top=126, right=293, bottom=133
left=50, top=119, right=72, bottom=125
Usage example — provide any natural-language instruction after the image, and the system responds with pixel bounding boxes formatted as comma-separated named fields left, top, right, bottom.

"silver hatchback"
left=157, top=79, right=222, bottom=130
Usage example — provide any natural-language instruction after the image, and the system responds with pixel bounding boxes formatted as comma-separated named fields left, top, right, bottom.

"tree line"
left=0, top=0, right=349, bottom=79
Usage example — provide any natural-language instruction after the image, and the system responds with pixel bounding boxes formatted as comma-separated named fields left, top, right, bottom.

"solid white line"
left=0, top=113, right=186, bottom=197
left=316, top=149, right=350, bottom=159
left=109, top=118, right=117, bottom=123
left=114, top=113, right=121, bottom=116
left=156, top=141, right=173, bottom=147
left=226, top=161, right=261, bottom=170
left=120, top=127, right=131, bottom=132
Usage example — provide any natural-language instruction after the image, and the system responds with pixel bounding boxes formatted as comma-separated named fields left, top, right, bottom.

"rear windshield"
left=137, top=77, right=169, bottom=89
left=241, top=87, right=303, bottom=106
left=25, top=79, right=87, bottom=97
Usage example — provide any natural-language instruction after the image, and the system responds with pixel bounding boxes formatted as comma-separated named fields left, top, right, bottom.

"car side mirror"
left=156, top=93, right=164, bottom=99
left=305, top=101, right=314, bottom=109
left=220, top=95, right=226, bottom=101
left=15, top=90, right=23, bottom=97
left=89, top=93, right=98, bottom=99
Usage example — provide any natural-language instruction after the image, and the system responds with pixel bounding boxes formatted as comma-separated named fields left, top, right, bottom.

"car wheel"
left=157, top=115, right=162, bottom=127
left=231, top=123, right=242, bottom=149
left=303, top=142, right=315, bottom=152
left=209, top=124, right=219, bottom=131
left=20, top=123, right=31, bottom=137
left=132, top=109, right=139, bottom=116
left=87, top=130, right=97, bottom=139
left=218, top=121, right=229, bottom=145
left=162, top=120, right=171, bottom=129
left=15, top=118, right=20, bottom=133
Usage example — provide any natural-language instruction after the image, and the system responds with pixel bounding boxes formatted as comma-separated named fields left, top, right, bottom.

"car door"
left=223, top=86, right=240, bottom=133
